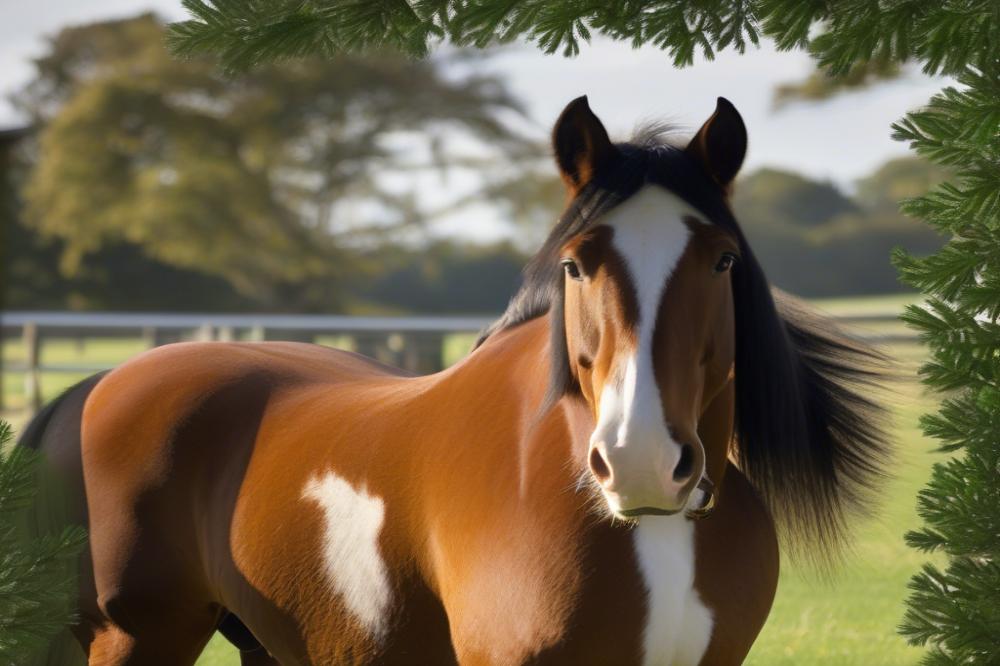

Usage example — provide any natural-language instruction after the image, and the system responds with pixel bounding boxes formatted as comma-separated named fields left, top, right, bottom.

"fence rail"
left=1, top=309, right=915, bottom=417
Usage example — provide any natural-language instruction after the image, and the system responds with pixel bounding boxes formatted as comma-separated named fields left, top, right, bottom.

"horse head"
left=551, top=97, right=745, bottom=518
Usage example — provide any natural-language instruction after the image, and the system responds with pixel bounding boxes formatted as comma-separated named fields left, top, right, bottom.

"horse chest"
left=454, top=514, right=715, bottom=665
left=632, top=516, right=714, bottom=666
left=295, top=470, right=714, bottom=665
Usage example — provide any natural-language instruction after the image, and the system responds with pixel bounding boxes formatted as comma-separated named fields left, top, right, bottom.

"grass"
left=745, top=342, right=937, bottom=665
left=0, top=298, right=940, bottom=665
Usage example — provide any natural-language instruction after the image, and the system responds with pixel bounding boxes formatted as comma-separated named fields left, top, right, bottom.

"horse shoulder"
left=693, top=463, right=779, bottom=665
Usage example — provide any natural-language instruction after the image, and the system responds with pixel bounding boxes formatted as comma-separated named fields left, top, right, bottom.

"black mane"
left=480, top=128, right=892, bottom=557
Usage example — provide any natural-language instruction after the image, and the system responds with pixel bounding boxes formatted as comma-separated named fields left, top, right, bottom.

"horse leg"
left=217, top=612, right=281, bottom=666
left=238, top=647, right=282, bottom=666
left=86, top=604, right=220, bottom=666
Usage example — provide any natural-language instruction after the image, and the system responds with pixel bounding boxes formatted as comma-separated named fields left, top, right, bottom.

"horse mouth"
left=615, top=477, right=717, bottom=520
left=618, top=506, right=682, bottom=518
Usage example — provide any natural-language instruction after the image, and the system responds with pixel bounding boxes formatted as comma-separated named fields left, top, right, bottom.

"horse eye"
left=714, top=253, right=737, bottom=274
left=561, top=258, right=583, bottom=281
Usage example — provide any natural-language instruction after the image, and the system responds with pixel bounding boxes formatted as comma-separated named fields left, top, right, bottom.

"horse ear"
left=552, top=96, right=619, bottom=192
left=686, top=97, right=747, bottom=188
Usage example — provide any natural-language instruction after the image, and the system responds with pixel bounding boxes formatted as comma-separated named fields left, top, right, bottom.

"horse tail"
left=17, top=371, right=108, bottom=451
left=14, top=372, right=108, bottom=666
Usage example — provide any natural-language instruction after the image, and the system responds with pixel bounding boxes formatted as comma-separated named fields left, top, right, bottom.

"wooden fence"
left=0, top=309, right=914, bottom=418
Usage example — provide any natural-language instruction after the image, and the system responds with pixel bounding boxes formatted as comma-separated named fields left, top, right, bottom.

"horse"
left=22, top=96, right=891, bottom=665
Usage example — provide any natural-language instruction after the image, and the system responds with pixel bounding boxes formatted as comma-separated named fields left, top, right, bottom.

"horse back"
left=79, top=340, right=411, bottom=540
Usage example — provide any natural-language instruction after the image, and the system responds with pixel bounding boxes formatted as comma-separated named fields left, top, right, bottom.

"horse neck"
left=415, top=312, right=595, bottom=524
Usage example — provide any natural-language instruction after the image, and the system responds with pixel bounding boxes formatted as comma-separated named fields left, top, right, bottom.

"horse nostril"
left=673, top=444, right=694, bottom=482
left=589, top=447, right=612, bottom=485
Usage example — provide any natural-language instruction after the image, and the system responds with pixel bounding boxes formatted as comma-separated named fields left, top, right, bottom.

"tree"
left=735, top=168, right=859, bottom=228
left=771, top=57, right=902, bottom=108
left=734, top=162, right=944, bottom=297
left=0, top=421, right=87, bottom=664
left=357, top=239, right=526, bottom=314
left=17, top=14, right=537, bottom=310
left=855, top=157, right=954, bottom=216
left=169, top=1, right=1000, bottom=662
left=892, top=71, right=1000, bottom=665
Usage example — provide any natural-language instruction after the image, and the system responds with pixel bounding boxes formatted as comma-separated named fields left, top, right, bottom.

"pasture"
left=0, top=295, right=937, bottom=664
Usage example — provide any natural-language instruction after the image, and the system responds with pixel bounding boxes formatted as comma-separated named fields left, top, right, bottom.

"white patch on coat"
left=634, top=515, right=714, bottom=665
left=589, top=186, right=704, bottom=514
left=302, top=472, right=392, bottom=640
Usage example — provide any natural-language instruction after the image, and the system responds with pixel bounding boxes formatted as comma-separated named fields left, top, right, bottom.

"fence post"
left=0, top=329, right=4, bottom=412
left=23, top=321, right=42, bottom=416
left=401, top=332, right=445, bottom=374
left=355, top=334, right=393, bottom=365
left=141, top=326, right=157, bottom=349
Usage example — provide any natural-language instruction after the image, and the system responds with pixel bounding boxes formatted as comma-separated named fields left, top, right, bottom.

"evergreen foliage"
left=892, top=64, right=1000, bottom=664
left=168, top=0, right=761, bottom=70
left=170, top=2, right=1000, bottom=661
left=772, top=57, right=901, bottom=108
left=0, top=421, right=86, bottom=664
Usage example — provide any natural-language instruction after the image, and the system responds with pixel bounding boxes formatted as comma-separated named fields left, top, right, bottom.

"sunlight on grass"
left=196, top=634, right=239, bottom=666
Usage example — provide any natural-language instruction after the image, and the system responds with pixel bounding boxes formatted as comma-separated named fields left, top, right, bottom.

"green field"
left=0, top=300, right=939, bottom=665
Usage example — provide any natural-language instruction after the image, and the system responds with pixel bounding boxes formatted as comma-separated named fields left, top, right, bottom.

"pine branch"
left=0, top=422, right=87, bottom=663
left=169, top=1, right=765, bottom=71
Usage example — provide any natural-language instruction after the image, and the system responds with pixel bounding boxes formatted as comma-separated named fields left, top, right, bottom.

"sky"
left=0, top=1, right=950, bottom=240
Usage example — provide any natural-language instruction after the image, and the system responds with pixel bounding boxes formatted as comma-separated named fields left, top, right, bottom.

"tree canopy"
left=168, top=1, right=998, bottom=78
left=772, top=57, right=902, bottom=108
left=17, top=13, right=537, bottom=309
left=734, top=159, right=943, bottom=297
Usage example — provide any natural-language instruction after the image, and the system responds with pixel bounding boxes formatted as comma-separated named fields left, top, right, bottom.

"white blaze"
left=589, top=186, right=695, bottom=513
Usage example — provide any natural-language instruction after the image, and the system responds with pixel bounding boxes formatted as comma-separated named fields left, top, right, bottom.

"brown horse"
left=23, top=96, right=890, bottom=665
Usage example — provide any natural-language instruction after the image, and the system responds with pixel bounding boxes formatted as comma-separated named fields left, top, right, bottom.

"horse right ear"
left=552, top=96, right=619, bottom=193
left=685, top=97, right=747, bottom=190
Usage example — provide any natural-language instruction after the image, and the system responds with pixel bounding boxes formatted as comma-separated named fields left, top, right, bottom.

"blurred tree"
left=734, top=161, right=944, bottom=297
left=358, top=240, right=526, bottom=314
left=734, top=168, right=858, bottom=228
left=4, top=130, right=255, bottom=312
left=772, top=58, right=903, bottom=108
left=16, top=14, right=537, bottom=310
left=854, top=156, right=954, bottom=215
left=0, top=128, right=32, bottom=310
left=439, top=168, right=566, bottom=250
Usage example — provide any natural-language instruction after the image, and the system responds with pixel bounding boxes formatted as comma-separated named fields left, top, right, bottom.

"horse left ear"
left=552, top=96, right=620, bottom=192
left=686, top=97, right=747, bottom=189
